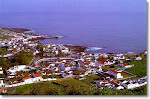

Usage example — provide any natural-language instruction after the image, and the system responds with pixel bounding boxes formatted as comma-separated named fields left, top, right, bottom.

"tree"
left=0, top=57, right=9, bottom=69
left=11, top=50, right=33, bottom=65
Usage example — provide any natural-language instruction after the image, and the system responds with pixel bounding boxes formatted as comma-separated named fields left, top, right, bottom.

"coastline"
left=0, top=27, right=88, bottom=53
left=0, top=27, right=145, bottom=55
left=0, top=27, right=60, bottom=41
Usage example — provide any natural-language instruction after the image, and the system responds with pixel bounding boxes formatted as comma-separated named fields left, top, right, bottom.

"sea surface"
left=0, top=0, right=147, bottom=53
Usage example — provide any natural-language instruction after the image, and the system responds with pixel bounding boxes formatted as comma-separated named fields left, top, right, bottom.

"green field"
left=121, top=72, right=134, bottom=78
left=125, top=54, right=147, bottom=78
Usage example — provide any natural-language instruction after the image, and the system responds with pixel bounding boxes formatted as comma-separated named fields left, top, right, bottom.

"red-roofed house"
left=119, top=59, right=126, bottom=63
left=22, top=77, right=33, bottom=84
left=0, top=89, right=7, bottom=94
left=122, top=64, right=134, bottom=68
left=108, top=69, right=123, bottom=79
left=32, top=73, right=43, bottom=82
left=135, top=56, right=142, bottom=60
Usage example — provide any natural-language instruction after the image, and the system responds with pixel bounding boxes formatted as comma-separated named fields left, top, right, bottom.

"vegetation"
left=11, top=84, right=34, bottom=95
left=0, top=47, right=9, bottom=55
left=0, top=50, right=34, bottom=70
left=42, top=75, right=61, bottom=79
left=0, top=33, right=12, bottom=40
left=0, top=74, right=6, bottom=78
left=90, top=86, right=147, bottom=95
left=125, top=54, right=147, bottom=78
left=11, top=78, right=90, bottom=95
left=10, top=50, right=34, bottom=65
left=102, top=65, right=118, bottom=72
left=81, top=75, right=99, bottom=85
left=10, top=77, right=147, bottom=95
left=0, top=57, right=10, bottom=69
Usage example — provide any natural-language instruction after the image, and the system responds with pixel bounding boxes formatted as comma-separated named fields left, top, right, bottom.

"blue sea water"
left=0, top=0, right=147, bottom=53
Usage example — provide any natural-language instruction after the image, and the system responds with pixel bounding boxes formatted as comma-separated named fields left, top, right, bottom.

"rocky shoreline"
left=64, top=45, right=88, bottom=53
left=1, top=27, right=60, bottom=40
left=0, top=27, right=87, bottom=53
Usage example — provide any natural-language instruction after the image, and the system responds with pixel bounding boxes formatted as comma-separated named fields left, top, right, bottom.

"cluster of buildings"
left=0, top=28, right=148, bottom=94
left=0, top=28, right=72, bottom=60
left=0, top=29, right=38, bottom=58
left=96, top=76, right=147, bottom=90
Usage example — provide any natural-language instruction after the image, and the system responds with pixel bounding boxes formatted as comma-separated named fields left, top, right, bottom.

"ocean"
left=0, top=0, right=147, bottom=53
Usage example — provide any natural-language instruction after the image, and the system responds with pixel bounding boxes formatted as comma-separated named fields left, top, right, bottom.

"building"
left=122, top=64, right=134, bottom=69
left=0, top=67, right=3, bottom=74
left=108, top=69, right=123, bottom=79
left=135, top=56, right=142, bottom=60
left=0, top=89, right=7, bottom=94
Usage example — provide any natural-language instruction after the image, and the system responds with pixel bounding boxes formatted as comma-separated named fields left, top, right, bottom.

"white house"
left=22, top=77, right=33, bottom=84
left=33, top=50, right=39, bottom=55
left=96, top=80, right=110, bottom=87
left=61, top=48, right=69, bottom=54
left=119, top=59, right=126, bottom=63
left=113, top=54, right=125, bottom=61
left=121, top=81, right=140, bottom=89
left=55, top=50, right=59, bottom=55
left=61, top=72, right=73, bottom=78
left=104, top=61, right=115, bottom=66
left=122, top=64, right=134, bottom=69
left=65, top=66, right=71, bottom=71
left=0, top=67, right=3, bottom=74
left=116, top=85, right=124, bottom=90
left=32, top=73, right=43, bottom=82
left=144, top=50, right=147, bottom=55
left=135, top=56, right=142, bottom=60
left=108, top=69, right=123, bottom=79
left=102, top=54, right=108, bottom=58
left=0, top=80, right=5, bottom=87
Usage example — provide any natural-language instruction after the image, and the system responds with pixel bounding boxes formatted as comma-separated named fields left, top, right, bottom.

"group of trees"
left=0, top=47, right=9, bottom=55
left=11, top=50, right=34, bottom=65
left=0, top=50, right=34, bottom=71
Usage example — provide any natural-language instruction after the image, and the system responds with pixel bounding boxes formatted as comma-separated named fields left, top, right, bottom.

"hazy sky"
left=0, top=0, right=147, bottom=13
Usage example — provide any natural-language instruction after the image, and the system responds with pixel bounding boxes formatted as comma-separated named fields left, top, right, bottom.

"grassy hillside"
left=10, top=77, right=147, bottom=95
left=125, top=54, right=147, bottom=78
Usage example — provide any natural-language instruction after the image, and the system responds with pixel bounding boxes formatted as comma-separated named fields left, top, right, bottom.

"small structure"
left=122, top=64, right=134, bottom=69
left=32, top=73, right=43, bottom=82
left=0, top=80, right=5, bottom=87
left=135, top=56, right=142, bottom=60
left=22, top=77, right=33, bottom=84
left=0, top=67, right=3, bottom=74
left=0, top=89, right=7, bottom=94
left=144, top=50, right=147, bottom=55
